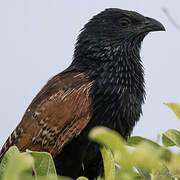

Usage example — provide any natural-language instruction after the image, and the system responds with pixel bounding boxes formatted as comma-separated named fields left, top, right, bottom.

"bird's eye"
left=119, top=18, right=131, bottom=27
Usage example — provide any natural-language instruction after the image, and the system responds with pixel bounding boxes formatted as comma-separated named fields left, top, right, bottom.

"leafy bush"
left=1, top=103, right=180, bottom=180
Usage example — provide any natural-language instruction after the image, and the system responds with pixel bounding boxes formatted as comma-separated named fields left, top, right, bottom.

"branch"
left=163, top=8, right=180, bottom=30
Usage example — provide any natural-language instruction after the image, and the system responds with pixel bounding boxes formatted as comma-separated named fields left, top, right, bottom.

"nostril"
left=144, top=17, right=151, bottom=25
left=144, top=18, right=151, bottom=25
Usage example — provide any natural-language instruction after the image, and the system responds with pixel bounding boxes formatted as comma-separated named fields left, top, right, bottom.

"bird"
left=0, top=8, right=165, bottom=179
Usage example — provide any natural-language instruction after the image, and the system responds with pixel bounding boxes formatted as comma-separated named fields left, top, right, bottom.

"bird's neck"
left=72, top=43, right=145, bottom=138
left=72, top=42, right=145, bottom=94
left=98, top=44, right=145, bottom=95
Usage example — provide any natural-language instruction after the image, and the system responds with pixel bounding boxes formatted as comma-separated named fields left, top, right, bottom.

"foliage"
left=1, top=102, right=180, bottom=180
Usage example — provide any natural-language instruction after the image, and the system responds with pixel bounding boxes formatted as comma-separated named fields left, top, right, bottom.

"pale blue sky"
left=0, top=0, right=180, bottom=147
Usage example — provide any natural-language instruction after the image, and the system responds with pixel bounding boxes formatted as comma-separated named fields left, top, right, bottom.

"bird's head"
left=81, top=8, right=165, bottom=42
left=72, top=8, right=165, bottom=73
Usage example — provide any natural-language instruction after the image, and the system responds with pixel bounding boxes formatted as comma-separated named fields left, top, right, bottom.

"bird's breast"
left=89, top=80, right=144, bottom=138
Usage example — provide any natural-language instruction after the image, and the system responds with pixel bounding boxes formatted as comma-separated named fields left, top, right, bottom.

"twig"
left=163, top=8, right=180, bottom=30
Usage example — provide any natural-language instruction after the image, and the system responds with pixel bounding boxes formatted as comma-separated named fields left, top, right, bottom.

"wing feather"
left=0, top=67, right=94, bottom=160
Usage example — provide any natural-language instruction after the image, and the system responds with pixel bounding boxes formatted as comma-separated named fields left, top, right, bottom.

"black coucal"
left=0, top=8, right=165, bottom=179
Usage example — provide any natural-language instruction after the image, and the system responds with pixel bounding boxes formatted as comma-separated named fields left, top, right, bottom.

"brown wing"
left=0, top=67, right=94, bottom=160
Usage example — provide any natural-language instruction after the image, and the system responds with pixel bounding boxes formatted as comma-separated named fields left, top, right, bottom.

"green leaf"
left=127, top=136, right=161, bottom=148
left=76, top=177, right=89, bottom=180
left=97, top=176, right=105, bottom=180
left=158, top=148, right=172, bottom=162
left=150, top=175, right=170, bottom=180
left=28, top=151, right=57, bottom=176
left=136, top=168, right=151, bottom=180
left=115, top=166, right=138, bottom=180
left=162, top=129, right=180, bottom=147
left=3, top=153, right=34, bottom=180
left=57, top=177, right=73, bottom=180
left=0, top=146, right=20, bottom=180
left=19, top=173, right=35, bottom=180
left=164, top=103, right=180, bottom=120
left=166, top=153, right=180, bottom=178
left=37, top=176, right=73, bottom=180
left=116, top=172, right=134, bottom=180
left=132, top=142, right=162, bottom=173
left=100, top=146, right=115, bottom=180
left=89, top=127, right=132, bottom=169
left=89, top=127, right=126, bottom=150
left=158, top=165, right=170, bottom=177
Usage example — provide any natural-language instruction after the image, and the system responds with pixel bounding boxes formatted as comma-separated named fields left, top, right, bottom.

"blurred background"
left=0, top=0, right=180, bottom=148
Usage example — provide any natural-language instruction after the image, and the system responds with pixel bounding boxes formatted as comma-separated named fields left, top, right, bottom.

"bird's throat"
left=82, top=45, right=145, bottom=138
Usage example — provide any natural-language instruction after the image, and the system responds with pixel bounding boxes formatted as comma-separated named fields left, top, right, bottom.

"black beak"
left=142, top=17, right=165, bottom=32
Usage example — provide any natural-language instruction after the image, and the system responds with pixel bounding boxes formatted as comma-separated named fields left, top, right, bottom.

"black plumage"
left=0, top=8, right=165, bottom=180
